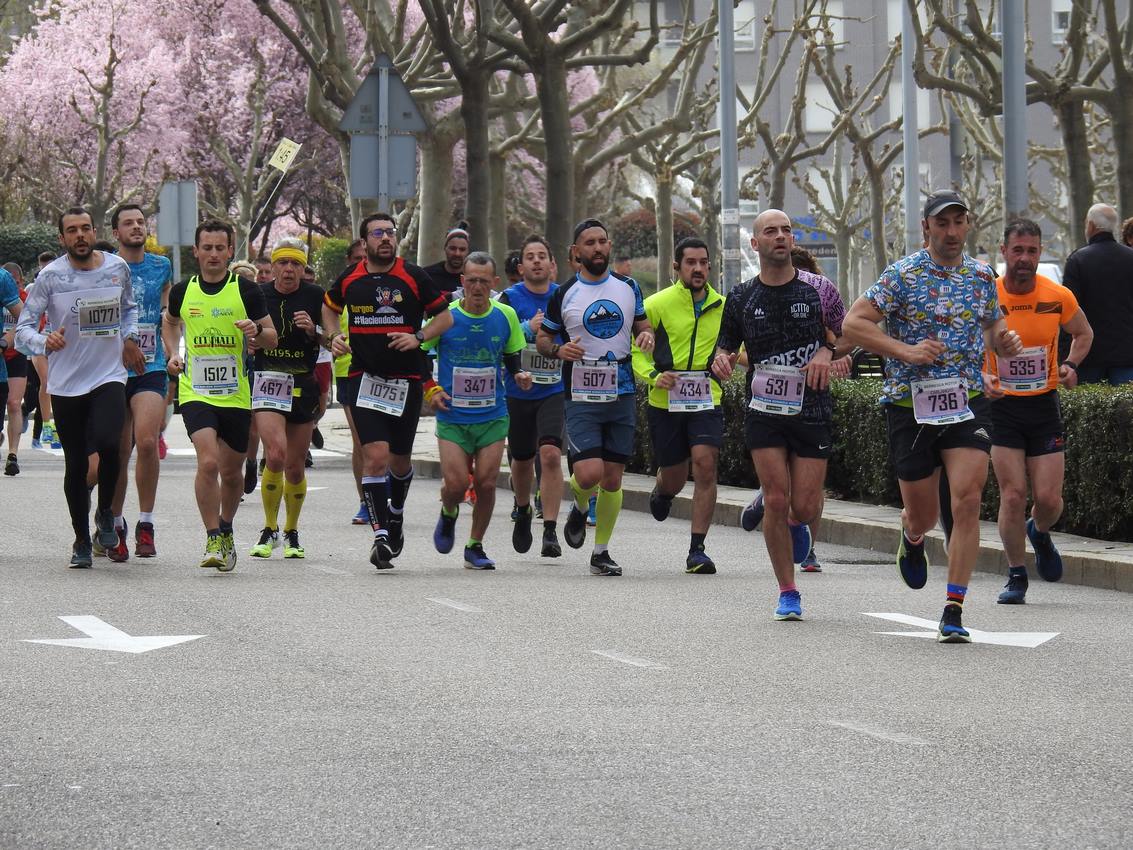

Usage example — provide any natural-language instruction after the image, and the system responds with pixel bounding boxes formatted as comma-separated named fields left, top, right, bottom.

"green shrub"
left=0, top=223, right=59, bottom=274
left=610, top=209, right=701, bottom=259
left=311, top=237, right=350, bottom=289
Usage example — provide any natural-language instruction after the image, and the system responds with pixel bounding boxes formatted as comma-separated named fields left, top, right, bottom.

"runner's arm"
left=13, top=276, right=48, bottom=357
left=842, top=297, right=945, bottom=364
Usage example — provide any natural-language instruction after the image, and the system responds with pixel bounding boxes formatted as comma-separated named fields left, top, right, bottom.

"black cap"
left=923, top=190, right=969, bottom=219
left=572, top=218, right=607, bottom=243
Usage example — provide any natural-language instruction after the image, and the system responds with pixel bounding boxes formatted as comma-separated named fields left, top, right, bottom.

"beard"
left=581, top=253, right=608, bottom=276
left=367, top=244, right=394, bottom=264
left=66, top=242, right=92, bottom=260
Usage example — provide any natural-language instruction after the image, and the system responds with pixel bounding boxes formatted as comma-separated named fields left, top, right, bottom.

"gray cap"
left=922, top=189, right=969, bottom=219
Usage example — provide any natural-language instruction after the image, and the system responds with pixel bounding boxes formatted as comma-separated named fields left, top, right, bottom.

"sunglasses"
left=367, top=228, right=397, bottom=238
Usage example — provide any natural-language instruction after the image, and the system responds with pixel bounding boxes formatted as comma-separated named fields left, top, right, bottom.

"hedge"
left=0, top=223, right=59, bottom=274
left=609, top=209, right=701, bottom=260
left=625, top=377, right=1133, bottom=543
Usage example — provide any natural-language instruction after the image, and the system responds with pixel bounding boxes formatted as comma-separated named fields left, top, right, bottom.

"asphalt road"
left=2, top=447, right=1131, bottom=849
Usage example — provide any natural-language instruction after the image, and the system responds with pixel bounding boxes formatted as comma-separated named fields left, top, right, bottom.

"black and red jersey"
left=325, top=258, right=447, bottom=379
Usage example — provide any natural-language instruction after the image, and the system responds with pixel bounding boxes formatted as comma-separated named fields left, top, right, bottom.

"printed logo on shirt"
left=192, top=326, right=239, bottom=348
left=583, top=299, right=624, bottom=340
left=790, top=302, right=811, bottom=320
left=1035, top=301, right=1063, bottom=314
left=211, top=307, right=234, bottom=318
left=376, top=288, right=403, bottom=312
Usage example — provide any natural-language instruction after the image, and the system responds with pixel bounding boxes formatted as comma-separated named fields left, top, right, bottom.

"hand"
left=428, top=388, right=450, bottom=412
left=330, top=334, right=351, bottom=357
left=1058, top=363, right=1079, bottom=389
left=234, top=318, right=259, bottom=338
left=635, top=329, right=655, bottom=352
left=654, top=371, right=678, bottom=390
left=997, top=328, right=1024, bottom=357
left=903, top=338, right=947, bottom=365
left=167, top=355, right=185, bottom=377
left=293, top=310, right=316, bottom=335
left=387, top=332, right=419, bottom=352
left=45, top=326, right=66, bottom=353
left=123, top=338, right=146, bottom=374
left=982, top=371, right=1005, bottom=400
left=802, top=347, right=833, bottom=391
left=557, top=337, right=585, bottom=361
left=711, top=351, right=739, bottom=381
left=529, top=310, right=544, bottom=335
left=830, top=354, right=852, bottom=378
left=515, top=371, right=533, bottom=392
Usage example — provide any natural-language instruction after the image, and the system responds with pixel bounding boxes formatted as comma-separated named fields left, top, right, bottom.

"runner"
left=2, top=263, right=28, bottom=475
left=248, top=239, right=324, bottom=560
left=497, top=234, right=565, bottom=557
left=163, top=220, right=277, bottom=572
left=322, top=212, right=452, bottom=569
left=426, top=252, right=532, bottom=568
left=102, top=204, right=171, bottom=560
left=711, top=210, right=841, bottom=619
left=333, top=238, right=369, bottom=524
left=986, top=219, right=1093, bottom=604
left=842, top=190, right=1023, bottom=642
left=424, top=225, right=470, bottom=299
left=632, top=236, right=725, bottom=574
left=536, top=218, right=654, bottom=576
left=14, top=207, right=143, bottom=567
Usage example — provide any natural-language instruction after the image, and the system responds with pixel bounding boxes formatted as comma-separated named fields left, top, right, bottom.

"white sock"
left=593, top=544, right=608, bottom=555
left=138, top=512, right=154, bottom=525
left=114, top=515, right=125, bottom=529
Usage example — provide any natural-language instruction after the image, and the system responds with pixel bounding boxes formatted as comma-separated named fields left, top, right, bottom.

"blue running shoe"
left=740, top=490, right=764, bottom=531
left=587, top=494, right=597, bottom=527
left=31, top=437, right=42, bottom=450
left=799, top=548, right=822, bottom=573
left=685, top=546, right=716, bottom=574
left=775, top=589, right=802, bottom=620
left=789, top=522, right=812, bottom=564
left=434, top=509, right=457, bottom=554
left=997, top=568, right=1028, bottom=604
left=896, top=528, right=928, bottom=589
left=463, top=543, right=496, bottom=570
left=352, top=502, right=369, bottom=525
left=1027, top=518, right=1063, bottom=582
left=937, top=604, right=971, bottom=643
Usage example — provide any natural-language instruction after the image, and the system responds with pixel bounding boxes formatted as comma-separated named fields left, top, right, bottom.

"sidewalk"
left=314, top=406, right=1133, bottom=594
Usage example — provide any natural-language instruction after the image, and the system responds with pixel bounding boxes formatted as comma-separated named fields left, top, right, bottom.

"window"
left=661, top=0, right=687, bottom=45
left=734, top=0, right=757, bottom=50
left=806, top=82, right=838, bottom=134
left=888, top=81, right=931, bottom=129
left=1052, top=0, right=1071, bottom=41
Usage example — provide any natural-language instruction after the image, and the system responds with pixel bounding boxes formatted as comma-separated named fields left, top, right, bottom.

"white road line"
left=825, top=720, right=929, bottom=746
left=307, top=564, right=350, bottom=576
left=590, top=650, right=668, bottom=670
left=427, top=597, right=483, bottom=613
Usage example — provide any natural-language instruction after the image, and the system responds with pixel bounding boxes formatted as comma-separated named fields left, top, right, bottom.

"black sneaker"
left=304, top=449, right=314, bottom=468
left=70, top=540, right=93, bottom=568
left=4, top=453, right=18, bottom=476
left=1027, top=518, right=1063, bottom=582
left=564, top=504, right=587, bottom=550
left=370, top=536, right=394, bottom=569
left=896, top=528, right=928, bottom=589
left=95, top=508, right=118, bottom=549
left=685, top=546, right=716, bottom=574
left=541, top=526, right=561, bottom=558
left=589, top=551, right=622, bottom=576
left=386, top=513, right=404, bottom=558
left=997, top=568, right=1028, bottom=604
left=937, top=604, right=971, bottom=643
left=311, top=427, right=324, bottom=449
left=512, top=505, right=533, bottom=553
left=243, top=458, right=258, bottom=494
left=649, top=486, right=672, bottom=521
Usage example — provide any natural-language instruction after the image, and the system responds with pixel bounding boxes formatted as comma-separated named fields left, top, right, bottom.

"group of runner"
left=12, top=192, right=1093, bottom=644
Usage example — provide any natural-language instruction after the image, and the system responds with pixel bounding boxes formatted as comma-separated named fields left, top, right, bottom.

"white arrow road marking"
left=864, top=613, right=1059, bottom=648
left=591, top=650, right=668, bottom=670
left=22, top=616, right=205, bottom=654
left=427, top=598, right=483, bottom=613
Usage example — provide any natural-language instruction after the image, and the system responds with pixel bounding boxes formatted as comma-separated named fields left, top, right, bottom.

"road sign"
left=268, top=138, right=302, bottom=172
left=864, top=612, right=1059, bottom=648
left=156, top=181, right=198, bottom=247
left=23, top=615, right=205, bottom=654
left=339, top=54, right=426, bottom=134
left=348, top=134, right=417, bottom=201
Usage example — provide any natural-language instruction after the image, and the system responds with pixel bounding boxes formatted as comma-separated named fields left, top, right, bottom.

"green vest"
left=332, top=307, right=351, bottom=378
left=179, top=273, right=251, bottom=408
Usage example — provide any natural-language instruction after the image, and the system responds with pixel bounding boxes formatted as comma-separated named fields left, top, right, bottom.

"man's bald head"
left=753, top=208, right=791, bottom=232
left=750, top=208, right=794, bottom=270
left=1086, top=203, right=1119, bottom=236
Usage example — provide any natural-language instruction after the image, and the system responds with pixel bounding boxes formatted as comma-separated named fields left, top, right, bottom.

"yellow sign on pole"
left=268, top=138, right=302, bottom=172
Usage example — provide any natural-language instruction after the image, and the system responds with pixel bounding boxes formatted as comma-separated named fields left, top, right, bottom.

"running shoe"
left=352, top=502, right=369, bottom=525
left=41, top=422, right=54, bottom=444
left=586, top=494, right=597, bottom=526
left=774, top=589, right=803, bottom=620
left=434, top=509, right=457, bottom=554
left=563, top=504, right=587, bottom=549
left=997, top=568, right=1029, bottom=605
left=70, top=540, right=93, bottom=569
left=218, top=532, right=237, bottom=572
left=799, top=548, right=822, bottom=573
left=589, top=551, right=622, bottom=576
left=510, top=499, right=520, bottom=523
left=740, top=490, right=764, bottom=531
left=282, top=529, right=305, bottom=559
left=541, top=526, right=561, bottom=558
left=304, top=449, right=313, bottom=469
left=31, top=438, right=42, bottom=450
left=311, top=427, right=324, bottom=449
left=49, top=430, right=62, bottom=450
left=134, top=522, right=156, bottom=557
left=463, top=543, right=496, bottom=570
left=789, top=522, right=812, bottom=565
left=937, top=604, right=971, bottom=643
left=199, top=535, right=226, bottom=569
left=685, top=546, right=717, bottom=574
left=243, top=458, right=258, bottom=494
left=158, top=434, right=168, bottom=460
left=1027, top=518, right=1063, bottom=582
left=896, top=528, right=928, bottom=590
left=534, top=490, right=543, bottom=519
left=512, top=504, right=533, bottom=553
left=4, top=453, right=18, bottom=476
left=92, top=539, right=106, bottom=557
left=95, top=508, right=118, bottom=550
left=250, top=528, right=279, bottom=558
left=107, top=525, right=129, bottom=563
left=370, top=536, right=394, bottom=569
left=386, top=512, right=404, bottom=558
left=649, top=486, right=673, bottom=521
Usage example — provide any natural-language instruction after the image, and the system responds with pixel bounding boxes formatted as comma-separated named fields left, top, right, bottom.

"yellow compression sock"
left=260, top=468, right=284, bottom=530
left=569, top=474, right=598, bottom=513
left=595, top=486, right=623, bottom=546
left=283, top=477, right=307, bottom=531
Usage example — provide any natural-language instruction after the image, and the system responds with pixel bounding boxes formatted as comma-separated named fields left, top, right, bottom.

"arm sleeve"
left=632, top=280, right=646, bottom=321
left=862, top=265, right=903, bottom=317
left=540, top=286, right=566, bottom=340
left=817, top=276, right=845, bottom=336
left=715, top=288, right=743, bottom=353
left=14, top=272, right=49, bottom=357
left=324, top=272, right=346, bottom=313
left=416, top=267, right=449, bottom=316
left=1059, top=285, right=1081, bottom=325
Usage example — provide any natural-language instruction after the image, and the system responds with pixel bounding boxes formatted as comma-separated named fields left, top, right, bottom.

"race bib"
left=357, top=373, right=408, bottom=417
left=570, top=360, right=617, bottom=403
left=2, top=308, right=15, bottom=333
left=667, top=371, right=714, bottom=412
left=911, top=377, right=973, bottom=425
left=77, top=296, right=120, bottom=337
left=452, top=366, right=497, bottom=409
left=997, top=346, right=1047, bottom=392
left=252, top=370, right=295, bottom=411
left=191, top=354, right=239, bottom=396
left=137, top=322, right=158, bottom=363
left=748, top=364, right=805, bottom=415
left=521, top=344, right=561, bottom=385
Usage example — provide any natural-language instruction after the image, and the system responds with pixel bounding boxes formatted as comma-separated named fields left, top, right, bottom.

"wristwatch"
left=254, top=321, right=263, bottom=337
left=414, top=330, right=425, bottom=343
left=823, top=341, right=836, bottom=354
left=1063, top=360, right=1078, bottom=372
left=125, top=332, right=140, bottom=346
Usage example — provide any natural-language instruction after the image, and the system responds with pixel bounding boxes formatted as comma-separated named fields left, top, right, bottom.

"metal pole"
left=947, top=0, right=964, bottom=188
left=901, top=0, right=921, bottom=254
left=378, top=66, right=390, bottom=212
left=1002, top=0, right=1028, bottom=218
left=718, top=0, right=740, bottom=293
left=172, top=245, right=181, bottom=284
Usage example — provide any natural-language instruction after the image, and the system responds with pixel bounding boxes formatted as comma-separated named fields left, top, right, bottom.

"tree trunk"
left=833, top=228, right=852, bottom=302
left=459, top=68, right=492, bottom=251
left=488, top=151, right=508, bottom=265
left=1107, top=90, right=1133, bottom=220
left=535, top=51, right=574, bottom=282
left=654, top=166, right=674, bottom=294
left=866, top=161, right=889, bottom=278
left=417, top=133, right=456, bottom=266
left=1058, top=100, right=1094, bottom=240
left=767, top=159, right=788, bottom=211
